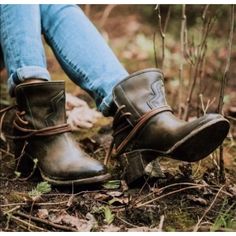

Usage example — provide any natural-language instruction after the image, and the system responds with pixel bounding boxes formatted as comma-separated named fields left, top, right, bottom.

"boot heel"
left=118, top=149, right=163, bottom=185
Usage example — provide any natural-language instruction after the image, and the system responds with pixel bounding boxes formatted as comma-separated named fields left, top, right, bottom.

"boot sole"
left=14, top=148, right=111, bottom=186
left=40, top=170, right=111, bottom=186
left=167, top=117, right=230, bottom=162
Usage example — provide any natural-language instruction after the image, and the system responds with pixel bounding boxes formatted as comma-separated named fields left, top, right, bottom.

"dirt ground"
left=0, top=5, right=236, bottom=232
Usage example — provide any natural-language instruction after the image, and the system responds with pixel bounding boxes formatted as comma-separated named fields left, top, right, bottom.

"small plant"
left=28, top=181, right=51, bottom=202
left=93, top=205, right=115, bottom=225
left=102, top=180, right=120, bottom=190
left=211, top=200, right=236, bottom=231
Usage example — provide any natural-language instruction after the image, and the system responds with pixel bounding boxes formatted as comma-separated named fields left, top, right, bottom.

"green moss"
left=164, top=208, right=196, bottom=231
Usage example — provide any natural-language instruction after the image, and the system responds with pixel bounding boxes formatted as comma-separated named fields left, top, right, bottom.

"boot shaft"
left=15, top=81, right=66, bottom=129
left=113, top=68, right=168, bottom=125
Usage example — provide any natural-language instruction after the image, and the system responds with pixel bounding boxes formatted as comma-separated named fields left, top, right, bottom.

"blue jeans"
left=0, top=4, right=128, bottom=116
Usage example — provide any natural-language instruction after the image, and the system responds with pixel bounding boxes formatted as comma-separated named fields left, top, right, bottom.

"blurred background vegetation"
left=2, top=4, right=235, bottom=118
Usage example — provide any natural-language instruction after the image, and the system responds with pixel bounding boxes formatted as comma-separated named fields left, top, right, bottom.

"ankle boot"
left=110, top=68, right=230, bottom=185
left=13, top=81, right=110, bottom=185
left=0, top=105, right=16, bottom=153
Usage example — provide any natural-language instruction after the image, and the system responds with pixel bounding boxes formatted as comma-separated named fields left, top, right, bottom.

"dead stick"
left=135, top=184, right=207, bottom=208
left=193, top=185, right=224, bottom=232
left=178, top=4, right=186, bottom=117
left=134, top=182, right=208, bottom=206
left=217, top=5, right=234, bottom=184
left=7, top=214, right=46, bottom=231
left=156, top=5, right=165, bottom=69
left=16, top=211, right=77, bottom=232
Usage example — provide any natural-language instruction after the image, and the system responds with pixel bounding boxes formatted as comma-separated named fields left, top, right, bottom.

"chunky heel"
left=118, top=149, right=163, bottom=185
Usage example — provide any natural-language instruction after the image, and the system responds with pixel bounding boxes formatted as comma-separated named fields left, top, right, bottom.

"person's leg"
left=40, top=4, right=128, bottom=116
left=0, top=4, right=110, bottom=185
left=0, top=4, right=50, bottom=96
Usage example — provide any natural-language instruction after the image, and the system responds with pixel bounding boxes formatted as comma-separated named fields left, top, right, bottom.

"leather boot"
left=109, top=68, right=230, bottom=185
left=13, top=81, right=110, bottom=185
left=0, top=105, right=16, bottom=154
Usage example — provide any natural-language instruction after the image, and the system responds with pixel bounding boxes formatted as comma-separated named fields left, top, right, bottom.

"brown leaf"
left=107, top=191, right=123, bottom=198
left=102, top=224, right=121, bottom=232
left=128, top=227, right=159, bottom=232
left=49, top=210, right=96, bottom=232
left=94, top=193, right=110, bottom=201
left=228, top=184, right=236, bottom=196
left=37, top=209, right=49, bottom=219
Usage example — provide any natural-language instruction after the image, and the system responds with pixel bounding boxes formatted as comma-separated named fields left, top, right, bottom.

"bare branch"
left=178, top=4, right=186, bottom=117
left=217, top=5, right=235, bottom=184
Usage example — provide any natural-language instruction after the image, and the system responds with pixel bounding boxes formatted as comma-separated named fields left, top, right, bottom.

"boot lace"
left=0, top=105, right=72, bottom=140
left=0, top=105, right=16, bottom=142
left=13, top=111, right=71, bottom=139
left=104, top=104, right=173, bottom=166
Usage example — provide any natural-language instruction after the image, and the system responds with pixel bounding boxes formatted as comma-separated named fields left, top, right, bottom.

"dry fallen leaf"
left=49, top=210, right=96, bottom=232
left=128, top=227, right=159, bottom=232
left=102, top=224, right=121, bottom=232
left=37, top=209, right=49, bottom=219
left=228, top=184, right=236, bottom=196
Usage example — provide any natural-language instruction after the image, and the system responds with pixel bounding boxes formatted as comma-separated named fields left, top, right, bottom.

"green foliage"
left=14, top=171, right=21, bottom=178
left=92, top=205, right=115, bottom=225
left=211, top=200, right=236, bottom=231
left=102, top=180, right=120, bottom=190
left=28, top=181, right=51, bottom=201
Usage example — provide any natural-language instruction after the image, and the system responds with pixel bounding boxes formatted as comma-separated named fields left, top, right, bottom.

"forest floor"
left=0, top=5, right=236, bottom=232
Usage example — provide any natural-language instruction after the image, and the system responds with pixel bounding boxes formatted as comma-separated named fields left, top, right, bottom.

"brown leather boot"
left=0, top=105, right=16, bottom=153
left=12, top=81, right=110, bottom=186
left=109, top=68, right=230, bottom=185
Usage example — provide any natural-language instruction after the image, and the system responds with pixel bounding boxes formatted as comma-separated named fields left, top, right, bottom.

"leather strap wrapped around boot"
left=109, top=68, right=230, bottom=185
left=12, top=81, right=110, bottom=185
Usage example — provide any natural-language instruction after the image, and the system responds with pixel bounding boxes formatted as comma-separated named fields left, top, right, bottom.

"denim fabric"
left=0, top=5, right=51, bottom=96
left=0, top=4, right=128, bottom=116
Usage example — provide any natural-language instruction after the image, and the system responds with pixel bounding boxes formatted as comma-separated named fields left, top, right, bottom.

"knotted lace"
left=104, top=104, right=172, bottom=165
left=0, top=105, right=71, bottom=140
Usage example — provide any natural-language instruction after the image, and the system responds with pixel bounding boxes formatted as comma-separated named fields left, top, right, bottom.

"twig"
left=199, top=94, right=216, bottom=115
left=84, top=5, right=91, bottom=17
left=178, top=4, right=186, bottom=117
left=135, top=184, right=207, bottom=208
left=155, top=5, right=165, bottom=69
left=163, top=6, right=171, bottom=33
left=134, top=182, right=208, bottom=206
left=100, top=5, right=116, bottom=28
left=3, top=206, right=21, bottom=215
left=184, top=5, right=213, bottom=121
left=217, top=5, right=235, bottom=184
left=116, top=214, right=139, bottom=228
left=0, top=148, right=14, bottom=158
left=6, top=214, right=46, bottom=231
left=217, top=5, right=235, bottom=113
left=153, top=33, right=158, bottom=68
left=0, top=200, right=69, bottom=208
left=16, top=211, right=77, bottom=232
left=226, top=115, right=236, bottom=122
left=158, top=215, right=165, bottom=232
left=193, top=185, right=225, bottom=232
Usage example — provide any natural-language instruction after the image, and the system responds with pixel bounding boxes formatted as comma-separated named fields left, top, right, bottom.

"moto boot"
left=13, top=81, right=110, bottom=185
left=0, top=105, right=16, bottom=154
left=110, top=68, right=230, bottom=185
